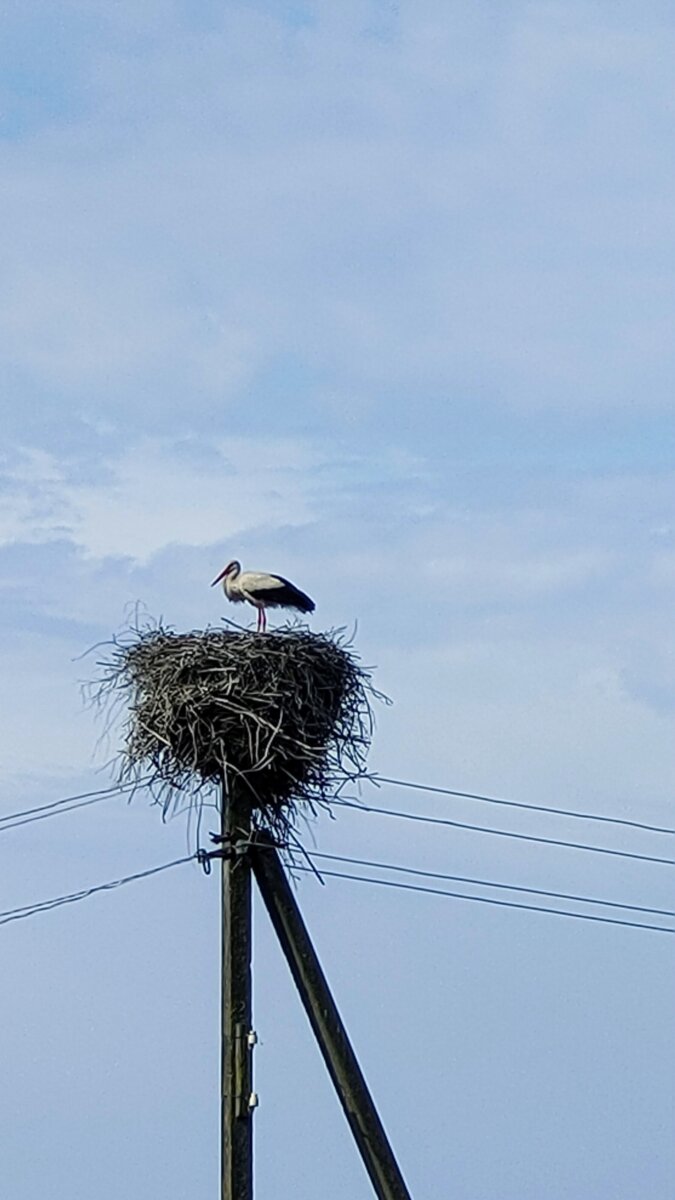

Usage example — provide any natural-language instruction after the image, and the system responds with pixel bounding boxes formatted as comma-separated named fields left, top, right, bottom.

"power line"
left=0, top=778, right=161, bottom=836
left=294, top=865, right=675, bottom=935
left=1, top=842, right=672, bottom=938
left=0, top=780, right=145, bottom=825
left=334, top=798, right=675, bottom=867
left=375, top=775, right=675, bottom=837
left=2, top=774, right=672, bottom=858
left=0, top=856, right=194, bottom=928
left=309, top=851, right=675, bottom=919
left=0, top=777, right=672, bottom=941
left=0, top=793, right=128, bottom=834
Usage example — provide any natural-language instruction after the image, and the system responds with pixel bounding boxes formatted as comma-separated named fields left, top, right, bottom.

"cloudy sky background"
left=1, top=3, right=674, bottom=1197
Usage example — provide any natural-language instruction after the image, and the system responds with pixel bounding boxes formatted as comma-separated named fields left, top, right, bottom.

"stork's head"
left=210, top=559, right=241, bottom=587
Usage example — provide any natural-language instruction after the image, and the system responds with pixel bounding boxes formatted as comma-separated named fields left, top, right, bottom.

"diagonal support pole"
left=251, top=831, right=412, bottom=1200
left=221, top=777, right=254, bottom=1200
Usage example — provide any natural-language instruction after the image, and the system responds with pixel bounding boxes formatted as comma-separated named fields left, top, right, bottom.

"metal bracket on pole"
left=234, top=1023, right=259, bottom=1118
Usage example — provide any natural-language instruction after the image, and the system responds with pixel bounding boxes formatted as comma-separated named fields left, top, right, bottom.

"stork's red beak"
left=211, top=568, right=227, bottom=587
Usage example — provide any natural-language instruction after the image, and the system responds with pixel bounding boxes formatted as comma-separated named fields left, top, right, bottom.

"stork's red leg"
left=261, top=607, right=267, bottom=632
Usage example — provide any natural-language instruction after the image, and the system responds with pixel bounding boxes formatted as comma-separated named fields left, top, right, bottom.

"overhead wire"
left=333, top=798, right=675, bottom=867
left=0, top=856, right=195, bottom=927
left=0, top=840, right=672, bottom=936
left=0, top=793, right=132, bottom=834
left=0, top=773, right=673, bottom=938
left=0, top=780, right=148, bottom=825
left=308, top=851, right=675, bottom=918
left=293, top=864, right=675, bottom=935
left=1, top=774, right=672, bottom=859
left=0, top=777, right=185, bottom=837
left=375, top=775, right=675, bottom=837
left=1, top=849, right=672, bottom=936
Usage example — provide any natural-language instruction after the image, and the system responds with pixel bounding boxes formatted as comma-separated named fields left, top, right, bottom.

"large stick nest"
left=93, top=623, right=381, bottom=835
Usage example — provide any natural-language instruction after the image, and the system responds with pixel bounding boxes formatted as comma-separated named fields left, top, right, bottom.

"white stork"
left=211, top=559, right=315, bottom=632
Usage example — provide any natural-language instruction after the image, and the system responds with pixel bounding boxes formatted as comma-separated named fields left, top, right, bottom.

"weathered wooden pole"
left=251, top=831, right=412, bottom=1200
left=220, top=776, right=254, bottom=1200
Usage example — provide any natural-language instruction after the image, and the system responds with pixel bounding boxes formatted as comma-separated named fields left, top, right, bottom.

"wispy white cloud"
left=2, top=2, right=675, bottom=420
left=0, top=437, right=324, bottom=561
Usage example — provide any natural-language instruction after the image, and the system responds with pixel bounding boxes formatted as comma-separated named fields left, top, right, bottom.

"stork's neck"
left=223, top=566, right=241, bottom=598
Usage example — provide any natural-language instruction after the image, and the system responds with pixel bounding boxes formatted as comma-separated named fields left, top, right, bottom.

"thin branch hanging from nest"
left=91, top=622, right=385, bottom=838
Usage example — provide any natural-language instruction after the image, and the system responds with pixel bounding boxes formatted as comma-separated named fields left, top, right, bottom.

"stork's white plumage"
left=211, top=559, right=315, bottom=631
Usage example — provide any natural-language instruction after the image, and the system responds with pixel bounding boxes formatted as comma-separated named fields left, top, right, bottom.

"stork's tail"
left=272, top=578, right=315, bottom=613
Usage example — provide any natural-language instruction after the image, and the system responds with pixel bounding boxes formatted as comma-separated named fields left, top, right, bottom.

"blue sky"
left=1, top=2, right=674, bottom=1197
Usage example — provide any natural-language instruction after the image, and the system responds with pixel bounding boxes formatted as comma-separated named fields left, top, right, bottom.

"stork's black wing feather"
left=249, top=576, right=315, bottom=613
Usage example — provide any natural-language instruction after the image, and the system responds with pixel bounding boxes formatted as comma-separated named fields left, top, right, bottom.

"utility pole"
left=220, top=776, right=254, bottom=1200
left=251, top=832, right=412, bottom=1200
